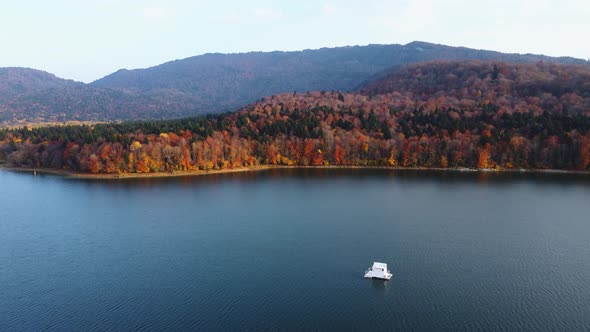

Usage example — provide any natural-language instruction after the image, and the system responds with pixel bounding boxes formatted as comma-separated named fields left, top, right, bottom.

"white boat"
left=364, top=262, right=392, bottom=280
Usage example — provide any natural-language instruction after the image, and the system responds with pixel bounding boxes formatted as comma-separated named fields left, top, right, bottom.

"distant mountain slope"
left=2, top=86, right=197, bottom=125
left=0, top=68, right=80, bottom=100
left=92, top=41, right=587, bottom=112
left=0, top=68, right=202, bottom=125
left=1, top=42, right=588, bottom=126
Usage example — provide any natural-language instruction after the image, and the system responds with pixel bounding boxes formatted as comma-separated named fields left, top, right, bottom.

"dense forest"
left=362, top=61, right=590, bottom=115
left=1, top=42, right=588, bottom=126
left=1, top=61, right=589, bottom=174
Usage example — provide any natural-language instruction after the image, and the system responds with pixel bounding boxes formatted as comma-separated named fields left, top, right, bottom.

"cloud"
left=214, top=7, right=284, bottom=24
left=369, top=0, right=436, bottom=35
left=321, top=3, right=338, bottom=16
left=142, top=6, right=175, bottom=22
left=217, top=10, right=243, bottom=24
left=253, top=7, right=283, bottom=20
left=92, top=0, right=119, bottom=8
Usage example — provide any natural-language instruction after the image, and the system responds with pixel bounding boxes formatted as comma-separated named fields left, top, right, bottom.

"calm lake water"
left=1, top=168, right=590, bottom=331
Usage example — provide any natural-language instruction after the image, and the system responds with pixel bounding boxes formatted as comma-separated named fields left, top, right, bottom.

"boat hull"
left=364, top=273, right=392, bottom=280
left=369, top=276, right=392, bottom=280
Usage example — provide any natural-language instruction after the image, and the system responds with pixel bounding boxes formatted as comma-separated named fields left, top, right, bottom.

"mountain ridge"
left=0, top=67, right=80, bottom=100
left=92, top=41, right=587, bottom=83
left=1, top=41, right=588, bottom=126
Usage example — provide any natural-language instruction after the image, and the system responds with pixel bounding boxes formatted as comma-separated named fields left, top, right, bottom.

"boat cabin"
left=364, top=262, right=392, bottom=280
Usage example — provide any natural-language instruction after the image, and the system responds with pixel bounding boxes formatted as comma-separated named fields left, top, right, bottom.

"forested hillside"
left=0, top=68, right=81, bottom=99
left=361, top=61, right=590, bottom=115
left=1, top=86, right=199, bottom=126
left=91, top=41, right=586, bottom=110
left=1, top=61, right=589, bottom=174
left=1, top=42, right=587, bottom=126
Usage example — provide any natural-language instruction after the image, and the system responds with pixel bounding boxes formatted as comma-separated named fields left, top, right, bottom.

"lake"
left=1, top=168, right=590, bottom=331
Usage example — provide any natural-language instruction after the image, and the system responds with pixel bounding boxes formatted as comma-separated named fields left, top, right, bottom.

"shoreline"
left=1, top=164, right=589, bottom=179
left=0, top=164, right=276, bottom=179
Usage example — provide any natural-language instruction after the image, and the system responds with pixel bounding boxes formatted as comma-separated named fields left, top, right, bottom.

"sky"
left=1, top=0, right=589, bottom=83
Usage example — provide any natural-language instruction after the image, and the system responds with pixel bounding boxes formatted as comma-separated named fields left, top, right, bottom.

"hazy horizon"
left=2, top=0, right=589, bottom=82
